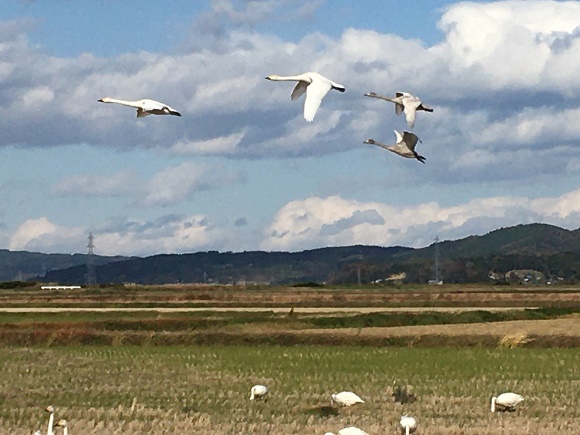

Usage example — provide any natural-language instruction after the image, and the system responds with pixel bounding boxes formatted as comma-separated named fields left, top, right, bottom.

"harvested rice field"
left=0, top=346, right=578, bottom=434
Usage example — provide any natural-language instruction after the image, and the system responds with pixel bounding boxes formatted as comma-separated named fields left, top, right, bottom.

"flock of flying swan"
left=97, top=70, right=433, bottom=165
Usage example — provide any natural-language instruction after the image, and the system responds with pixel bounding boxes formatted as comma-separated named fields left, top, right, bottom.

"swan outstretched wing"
left=291, top=81, right=308, bottom=100
left=402, top=96, right=421, bottom=128
left=304, top=78, right=332, bottom=122
left=402, top=131, right=421, bottom=151
left=394, top=92, right=406, bottom=115
left=394, top=130, right=404, bottom=144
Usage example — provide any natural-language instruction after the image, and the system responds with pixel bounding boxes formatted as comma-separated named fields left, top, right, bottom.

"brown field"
left=1, top=345, right=578, bottom=434
left=1, top=283, right=579, bottom=308
left=0, top=284, right=578, bottom=433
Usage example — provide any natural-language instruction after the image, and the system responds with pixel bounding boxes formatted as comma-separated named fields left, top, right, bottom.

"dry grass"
left=0, top=346, right=577, bottom=434
left=2, top=284, right=579, bottom=308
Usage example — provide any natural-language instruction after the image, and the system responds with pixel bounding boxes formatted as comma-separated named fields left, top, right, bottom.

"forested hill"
left=0, top=250, right=130, bottom=282
left=34, top=223, right=580, bottom=285
left=39, top=245, right=411, bottom=285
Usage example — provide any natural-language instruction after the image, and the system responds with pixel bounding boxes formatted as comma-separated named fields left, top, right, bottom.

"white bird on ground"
left=364, top=131, right=426, bottom=164
left=331, top=391, right=364, bottom=407
left=53, top=419, right=68, bottom=435
left=324, top=427, right=369, bottom=435
left=250, top=384, right=268, bottom=401
left=491, top=392, right=524, bottom=412
left=265, top=72, right=345, bottom=122
left=400, top=415, right=418, bottom=435
left=97, top=97, right=181, bottom=118
left=32, top=406, right=55, bottom=435
left=364, top=91, right=433, bottom=128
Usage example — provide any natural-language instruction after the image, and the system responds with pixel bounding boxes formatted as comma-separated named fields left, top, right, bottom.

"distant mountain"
left=23, top=223, right=580, bottom=285
left=39, top=245, right=411, bottom=285
left=0, top=250, right=130, bottom=282
left=397, top=223, right=580, bottom=261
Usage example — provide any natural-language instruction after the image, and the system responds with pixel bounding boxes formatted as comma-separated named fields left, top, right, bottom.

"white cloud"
left=51, top=170, right=138, bottom=197
left=7, top=214, right=230, bottom=256
left=9, top=217, right=85, bottom=252
left=138, top=161, right=246, bottom=207
left=50, top=162, right=246, bottom=207
left=168, top=130, right=247, bottom=155
left=6, top=187, right=580, bottom=256
left=261, top=189, right=580, bottom=251
left=1, top=1, right=580, bottom=181
left=93, top=214, right=224, bottom=256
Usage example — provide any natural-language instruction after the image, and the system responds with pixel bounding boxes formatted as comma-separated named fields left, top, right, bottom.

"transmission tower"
left=434, top=235, right=440, bottom=284
left=86, top=233, right=97, bottom=286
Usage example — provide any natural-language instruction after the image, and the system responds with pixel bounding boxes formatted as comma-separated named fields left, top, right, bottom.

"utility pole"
left=86, top=233, right=97, bottom=286
left=434, top=235, right=440, bottom=284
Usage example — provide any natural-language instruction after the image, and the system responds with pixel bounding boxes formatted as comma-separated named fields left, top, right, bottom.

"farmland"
left=1, top=346, right=578, bottom=434
left=0, top=284, right=578, bottom=433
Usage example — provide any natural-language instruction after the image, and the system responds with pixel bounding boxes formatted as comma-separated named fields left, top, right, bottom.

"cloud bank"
left=1, top=1, right=580, bottom=256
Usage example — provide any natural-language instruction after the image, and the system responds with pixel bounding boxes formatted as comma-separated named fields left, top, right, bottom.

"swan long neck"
left=47, top=412, right=54, bottom=435
left=372, top=141, right=396, bottom=153
left=491, top=397, right=496, bottom=412
left=366, top=93, right=397, bottom=103
left=406, top=426, right=410, bottom=435
left=102, top=98, right=140, bottom=108
left=268, top=74, right=310, bottom=82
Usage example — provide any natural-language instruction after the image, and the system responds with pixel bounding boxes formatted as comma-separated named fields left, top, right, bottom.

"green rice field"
left=1, top=346, right=578, bottom=434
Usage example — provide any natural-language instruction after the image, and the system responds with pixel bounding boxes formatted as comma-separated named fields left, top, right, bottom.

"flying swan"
left=330, top=391, right=364, bottom=407
left=97, top=97, right=181, bottom=118
left=265, top=72, right=345, bottom=122
left=491, top=392, right=524, bottom=412
left=325, top=427, right=369, bottom=435
left=400, top=415, right=418, bottom=435
left=364, top=91, right=432, bottom=128
left=250, top=384, right=268, bottom=401
left=364, top=131, right=426, bottom=164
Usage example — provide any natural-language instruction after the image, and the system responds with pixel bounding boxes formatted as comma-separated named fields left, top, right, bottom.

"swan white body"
left=324, top=427, right=369, bottom=435
left=364, top=91, right=432, bottom=128
left=364, top=131, right=426, bottom=164
left=400, top=415, right=418, bottom=435
left=250, top=384, right=268, bottom=401
left=54, top=419, right=68, bottom=435
left=331, top=391, right=364, bottom=407
left=265, top=72, right=345, bottom=122
left=491, top=392, right=524, bottom=412
left=33, top=406, right=54, bottom=435
left=97, top=97, right=181, bottom=118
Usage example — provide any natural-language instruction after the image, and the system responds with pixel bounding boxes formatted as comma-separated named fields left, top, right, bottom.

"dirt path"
left=0, top=306, right=538, bottom=313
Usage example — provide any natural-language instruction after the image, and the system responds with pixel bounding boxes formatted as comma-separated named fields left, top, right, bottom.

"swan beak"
left=97, top=98, right=104, bottom=102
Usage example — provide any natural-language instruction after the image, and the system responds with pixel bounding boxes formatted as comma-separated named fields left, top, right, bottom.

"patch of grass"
left=309, top=307, right=580, bottom=329
left=0, top=346, right=577, bottom=434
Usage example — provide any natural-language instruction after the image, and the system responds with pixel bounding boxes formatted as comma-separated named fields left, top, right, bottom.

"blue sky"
left=1, top=0, right=579, bottom=256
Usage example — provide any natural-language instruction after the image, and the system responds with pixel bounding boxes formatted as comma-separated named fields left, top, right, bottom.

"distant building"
left=41, top=285, right=82, bottom=290
left=386, top=272, right=407, bottom=285
left=506, top=269, right=545, bottom=284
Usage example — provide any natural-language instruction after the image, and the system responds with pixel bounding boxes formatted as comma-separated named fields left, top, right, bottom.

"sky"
left=1, top=0, right=580, bottom=257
